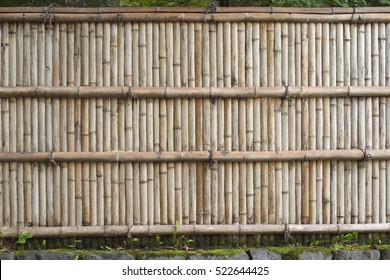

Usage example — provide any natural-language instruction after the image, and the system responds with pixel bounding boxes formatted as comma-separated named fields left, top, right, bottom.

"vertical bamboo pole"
left=232, top=22, right=239, bottom=225
left=223, top=22, right=232, bottom=225
left=315, top=23, right=323, bottom=226
left=139, top=23, right=148, bottom=225
left=159, top=22, right=167, bottom=225
left=188, top=22, right=196, bottom=226
left=174, top=22, right=182, bottom=225
left=350, top=22, right=358, bottom=224
left=23, top=22, right=32, bottom=227
left=30, top=22, right=40, bottom=227
left=246, top=22, right=254, bottom=225
left=96, top=22, right=104, bottom=226
left=153, top=22, right=160, bottom=226
left=37, top=23, right=47, bottom=227
left=45, top=22, right=54, bottom=227
left=59, top=23, right=68, bottom=227
left=267, top=22, right=275, bottom=227
left=103, top=22, right=111, bottom=225
left=16, top=22, right=24, bottom=227
left=238, top=22, right=246, bottom=227
left=274, top=22, right=282, bottom=226
left=336, top=22, right=345, bottom=225
left=166, top=22, right=175, bottom=225
left=301, top=23, right=309, bottom=225
left=133, top=22, right=140, bottom=226
left=216, top=22, right=224, bottom=227
left=195, top=22, right=203, bottom=225
left=117, top=21, right=126, bottom=226
left=330, top=23, right=337, bottom=225
left=260, top=23, right=268, bottom=225
left=52, top=23, right=60, bottom=227
left=146, top=22, right=154, bottom=226
left=253, top=22, right=261, bottom=226
left=281, top=23, right=289, bottom=225
left=387, top=24, right=390, bottom=224
left=74, top=23, right=82, bottom=227
left=378, top=23, right=386, bottom=224
left=308, top=23, right=316, bottom=226
left=124, top=22, right=133, bottom=226
left=322, top=23, right=331, bottom=226
left=81, top=22, right=90, bottom=227
left=372, top=23, right=380, bottom=226
left=67, top=23, right=75, bottom=227
left=288, top=23, right=296, bottom=224
left=202, top=22, right=211, bottom=226
left=9, top=22, right=17, bottom=228
left=111, top=23, right=119, bottom=226
left=295, top=23, right=302, bottom=225
left=89, top=22, right=97, bottom=226
left=365, top=23, right=372, bottom=225
left=210, top=22, right=218, bottom=226
left=358, top=23, right=366, bottom=224
left=387, top=22, right=390, bottom=223
left=344, top=23, right=351, bottom=225
left=237, top=20, right=247, bottom=243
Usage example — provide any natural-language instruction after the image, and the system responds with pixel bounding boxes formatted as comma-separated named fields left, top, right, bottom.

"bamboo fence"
left=0, top=8, right=390, bottom=241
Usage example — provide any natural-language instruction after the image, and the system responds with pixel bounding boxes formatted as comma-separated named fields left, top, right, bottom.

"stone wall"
left=1, top=248, right=390, bottom=260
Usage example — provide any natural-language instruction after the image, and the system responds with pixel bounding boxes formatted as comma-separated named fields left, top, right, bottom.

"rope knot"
left=359, top=148, right=372, bottom=167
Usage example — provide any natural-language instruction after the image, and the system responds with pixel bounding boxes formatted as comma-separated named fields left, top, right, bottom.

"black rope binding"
left=204, top=2, right=217, bottom=24
left=49, top=151, right=57, bottom=167
left=282, top=84, right=289, bottom=101
left=128, top=86, right=138, bottom=101
left=208, top=149, right=218, bottom=168
left=44, top=3, right=60, bottom=26
left=350, top=3, right=365, bottom=24
left=359, top=148, right=372, bottom=167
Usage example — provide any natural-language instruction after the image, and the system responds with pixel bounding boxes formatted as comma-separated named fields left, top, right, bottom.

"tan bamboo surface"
left=0, top=10, right=390, bottom=241
left=2, top=7, right=390, bottom=23
left=1, top=223, right=390, bottom=238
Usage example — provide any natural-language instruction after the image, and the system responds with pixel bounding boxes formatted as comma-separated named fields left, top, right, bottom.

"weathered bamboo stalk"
left=3, top=11, right=390, bottom=23
left=2, top=85, right=390, bottom=98
left=253, top=22, right=261, bottom=225
left=301, top=23, right=309, bottom=225
left=8, top=22, right=17, bottom=228
left=167, top=22, right=175, bottom=225
left=188, top=22, right=196, bottom=226
left=2, top=223, right=390, bottom=239
left=153, top=22, right=160, bottom=226
left=378, top=23, right=386, bottom=224
left=159, top=22, right=167, bottom=225
left=111, top=23, right=119, bottom=226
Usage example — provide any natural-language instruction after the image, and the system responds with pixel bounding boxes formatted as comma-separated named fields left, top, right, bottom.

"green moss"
left=193, top=248, right=247, bottom=256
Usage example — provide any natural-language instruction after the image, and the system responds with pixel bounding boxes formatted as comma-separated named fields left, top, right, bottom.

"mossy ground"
left=1, top=233, right=390, bottom=259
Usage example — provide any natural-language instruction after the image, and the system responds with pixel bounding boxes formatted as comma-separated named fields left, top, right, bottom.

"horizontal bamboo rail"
left=0, top=11, right=389, bottom=23
left=2, top=224, right=389, bottom=238
left=0, top=150, right=389, bottom=163
left=1, top=7, right=390, bottom=14
left=1, top=86, right=390, bottom=98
